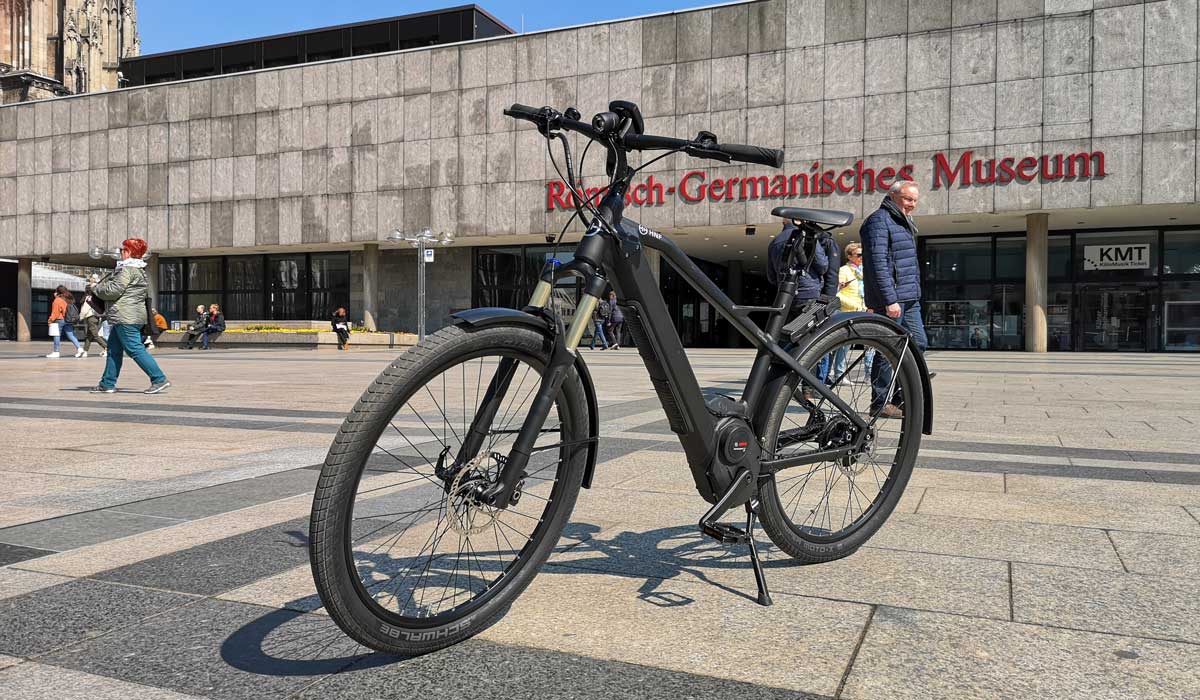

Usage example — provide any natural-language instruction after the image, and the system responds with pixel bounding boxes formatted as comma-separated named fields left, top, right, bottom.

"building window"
left=995, top=237, right=1026, bottom=280
left=158, top=260, right=183, bottom=324
left=924, top=283, right=992, bottom=349
left=186, top=257, right=223, bottom=317
left=267, top=254, right=308, bottom=320
left=311, top=253, right=350, bottom=320
left=1075, top=230, right=1157, bottom=279
left=923, top=237, right=992, bottom=283
left=1163, top=231, right=1200, bottom=275
left=1163, top=281, right=1200, bottom=351
left=226, top=256, right=264, bottom=319
left=1049, top=235, right=1072, bottom=281
left=1048, top=284, right=1073, bottom=351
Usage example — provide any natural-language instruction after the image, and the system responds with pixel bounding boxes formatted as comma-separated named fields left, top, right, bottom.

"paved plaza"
left=0, top=342, right=1198, bottom=699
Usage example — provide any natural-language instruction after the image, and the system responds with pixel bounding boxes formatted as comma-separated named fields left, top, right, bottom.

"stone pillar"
left=16, top=258, right=32, bottom=342
left=1025, top=213, right=1049, bottom=353
left=145, top=253, right=159, bottom=309
left=362, top=242, right=379, bottom=331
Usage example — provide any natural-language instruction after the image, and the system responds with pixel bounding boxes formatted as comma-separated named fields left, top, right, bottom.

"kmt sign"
left=545, top=150, right=1107, bottom=211
left=1083, top=244, right=1151, bottom=271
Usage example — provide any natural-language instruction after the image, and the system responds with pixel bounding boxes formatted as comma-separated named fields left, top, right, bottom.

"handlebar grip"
left=503, top=103, right=542, bottom=122
left=719, top=143, right=785, bottom=168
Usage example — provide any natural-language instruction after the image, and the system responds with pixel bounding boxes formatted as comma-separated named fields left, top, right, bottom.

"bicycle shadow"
left=219, top=520, right=793, bottom=675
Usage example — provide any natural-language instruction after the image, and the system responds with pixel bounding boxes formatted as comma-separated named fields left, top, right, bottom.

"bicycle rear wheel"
left=309, top=323, right=588, bottom=654
left=758, top=319, right=923, bottom=563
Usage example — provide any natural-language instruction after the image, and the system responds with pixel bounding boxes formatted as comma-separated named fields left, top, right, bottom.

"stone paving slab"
left=843, top=606, right=1200, bottom=700
left=548, top=525, right=1011, bottom=619
left=0, top=569, right=71, bottom=602
left=0, top=509, right=186, bottom=551
left=0, top=579, right=198, bottom=657
left=0, top=663, right=205, bottom=699
left=915, top=488, right=1200, bottom=535
left=1108, top=530, right=1200, bottom=578
left=0, top=655, right=21, bottom=671
left=1005, top=474, right=1200, bottom=505
left=476, top=569, right=868, bottom=697
left=869, top=513, right=1126, bottom=571
left=1012, top=563, right=1200, bottom=643
left=0, top=542, right=55, bottom=568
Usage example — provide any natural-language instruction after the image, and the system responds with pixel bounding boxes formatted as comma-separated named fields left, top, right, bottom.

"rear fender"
left=451, top=307, right=602, bottom=487
left=755, top=312, right=934, bottom=436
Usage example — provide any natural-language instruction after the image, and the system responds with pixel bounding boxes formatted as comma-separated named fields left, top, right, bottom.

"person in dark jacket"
left=182, top=305, right=208, bottom=349
left=331, top=307, right=351, bottom=350
left=201, top=303, right=226, bottom=350
left=767, top=221, right=829, bottom=306
left=79, top=276, right=108, bottom=358
left=603, top=291, right=624, bottom=350
left=860, top=180, right=928, bottom=418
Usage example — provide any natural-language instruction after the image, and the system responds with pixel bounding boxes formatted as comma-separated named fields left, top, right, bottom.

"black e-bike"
left=309, top=100, right=934, bottom=655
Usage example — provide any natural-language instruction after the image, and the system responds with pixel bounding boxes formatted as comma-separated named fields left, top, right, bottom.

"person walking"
left=78, top=276, right=108, bottom=358
left=46, top=286, right=84, bottom=358
left=602, top=291, right=624, bottom=350
left=182, top=305, right=208, bottom=349
left=861, top=180, right=927, bottom=418
left=201, top=303, right=226, bottom=350
left=91, top=238, right=170, bottom=394
left=589, top=301, right=610, bottom=350
left=830, top=242, right=873, bottom=382
left=331, top=307, right=351, bottom=350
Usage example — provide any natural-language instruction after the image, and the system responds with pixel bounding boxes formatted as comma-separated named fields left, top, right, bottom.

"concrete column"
left=145, top=253, right=159, bottom=309
left=1025, top=213, right=1049, bottom=353
left=16, top=258, right=32, bottom=342
left=362, top=243, right=379, bottom=331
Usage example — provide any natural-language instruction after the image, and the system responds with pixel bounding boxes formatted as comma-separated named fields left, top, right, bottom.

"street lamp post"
left=387, top=227, right=454, bottom=341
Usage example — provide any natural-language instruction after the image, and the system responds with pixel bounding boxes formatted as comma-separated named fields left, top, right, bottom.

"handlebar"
left=504, top=102, right=784, bottom=169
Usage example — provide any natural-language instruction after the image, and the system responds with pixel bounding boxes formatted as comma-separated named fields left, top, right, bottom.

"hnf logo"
left=1083, top=244, right=1151, bottom=271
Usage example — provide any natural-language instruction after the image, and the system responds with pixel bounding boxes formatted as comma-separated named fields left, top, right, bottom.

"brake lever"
left=687, top=130, right=732, bottom=163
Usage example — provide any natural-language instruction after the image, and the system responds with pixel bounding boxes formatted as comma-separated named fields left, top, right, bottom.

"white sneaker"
left=101, top=350, right=108, bottom=357
left=74, top=348, right=85, bottom=358
left=147, top=342, right=155, bottom=350
left=45, top=352, right=60, bottom=358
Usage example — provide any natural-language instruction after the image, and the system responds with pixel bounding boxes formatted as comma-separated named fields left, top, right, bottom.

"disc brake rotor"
left=447, top=453, right=518, bottom=535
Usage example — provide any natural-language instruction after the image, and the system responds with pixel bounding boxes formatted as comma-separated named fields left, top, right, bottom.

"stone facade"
left=0, top=0, right=1196, bottom=313
left=0, top=0, right=139, bottom=103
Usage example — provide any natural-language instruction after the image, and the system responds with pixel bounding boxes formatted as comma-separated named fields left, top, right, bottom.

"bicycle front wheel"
left=309, top=323, right=588, bottom=655
left=758, top=318, right=924, bottom=564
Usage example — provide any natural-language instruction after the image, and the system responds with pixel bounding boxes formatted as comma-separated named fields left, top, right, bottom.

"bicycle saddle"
left=771, top=206, right=854, bottom=228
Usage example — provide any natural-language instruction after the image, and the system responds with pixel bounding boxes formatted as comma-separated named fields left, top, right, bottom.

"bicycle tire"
left=309, top=323, right=588, bottom=655
left=757, top=319, right=923, bottom=564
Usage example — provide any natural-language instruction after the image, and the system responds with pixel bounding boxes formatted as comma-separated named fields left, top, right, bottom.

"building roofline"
left=127, top=4, right=514, bottom=62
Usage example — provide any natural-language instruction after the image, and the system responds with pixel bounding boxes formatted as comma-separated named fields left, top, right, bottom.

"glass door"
left=1077, top=285, right=1150, bottom=351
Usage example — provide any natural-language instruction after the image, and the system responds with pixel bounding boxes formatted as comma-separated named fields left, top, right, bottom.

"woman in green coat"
left=91, top=238, right=171, bottom=394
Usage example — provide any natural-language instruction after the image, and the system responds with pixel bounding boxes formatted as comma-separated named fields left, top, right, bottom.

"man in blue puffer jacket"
left=860, top=180, right=928, bottom=419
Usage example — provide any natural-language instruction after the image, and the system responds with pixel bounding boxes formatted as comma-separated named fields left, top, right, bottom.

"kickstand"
left=745, top=501, right=772, bottom=607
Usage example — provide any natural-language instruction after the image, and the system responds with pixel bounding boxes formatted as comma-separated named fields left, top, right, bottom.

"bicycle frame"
left=465, top=183, right=873, bottom=508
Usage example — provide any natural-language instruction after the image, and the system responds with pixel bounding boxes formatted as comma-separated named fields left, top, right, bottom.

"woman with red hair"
left=91, top=238, right=171, bottom=394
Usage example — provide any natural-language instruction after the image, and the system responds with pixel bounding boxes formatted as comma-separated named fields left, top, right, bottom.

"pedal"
left=700, top=521, right=751, bottom=545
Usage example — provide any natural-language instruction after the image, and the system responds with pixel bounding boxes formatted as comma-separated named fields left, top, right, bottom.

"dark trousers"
left=83, top=316, right=107, bottom=352
left=335, top=328, right=350, bottom=348
left=183, top=328, right=204, bottom=348
left=606, top=321, right=623, bottom=346
left=870, top=300, right=928, bottom=410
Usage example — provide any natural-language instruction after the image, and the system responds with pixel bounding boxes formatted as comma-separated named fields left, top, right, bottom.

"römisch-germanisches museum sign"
left=545, top=149, right=1107, bottom=211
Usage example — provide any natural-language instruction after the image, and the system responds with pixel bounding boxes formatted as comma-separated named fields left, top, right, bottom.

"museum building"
left=2, top=0, right=1200, bottom=352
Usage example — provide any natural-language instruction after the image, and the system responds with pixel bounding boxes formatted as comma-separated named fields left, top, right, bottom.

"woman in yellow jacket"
left=832, top=243, right=873, bottom=380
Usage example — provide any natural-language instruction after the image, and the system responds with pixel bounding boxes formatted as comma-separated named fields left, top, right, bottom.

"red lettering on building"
left=544, top=150, right=1107, bottom=210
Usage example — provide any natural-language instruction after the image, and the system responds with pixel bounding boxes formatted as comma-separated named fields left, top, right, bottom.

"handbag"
left=48, top=321, right=60, bottom=337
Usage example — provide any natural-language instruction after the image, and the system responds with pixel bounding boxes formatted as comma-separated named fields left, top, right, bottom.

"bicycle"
left=309, top=100, right=934, bottom=655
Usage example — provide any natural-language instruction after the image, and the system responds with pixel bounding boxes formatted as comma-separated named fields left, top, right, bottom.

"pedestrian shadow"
left=219, top=520, right=793, bottom=674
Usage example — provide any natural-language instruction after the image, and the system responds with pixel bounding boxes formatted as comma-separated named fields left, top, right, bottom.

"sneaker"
left=45, top=352, right=60, bottom=358
left=74, top=348, right=85, bottom=358
left=100, top=350, right=108, bottom=357
left=144, top=381, right=171, bottom=395
left=147, top=342, right=155, bottom=350
left=90, top=385, right=116, bottom=394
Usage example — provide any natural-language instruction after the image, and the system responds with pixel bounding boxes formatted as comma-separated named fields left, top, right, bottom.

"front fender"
left=451, top=307, right=602, bottom=488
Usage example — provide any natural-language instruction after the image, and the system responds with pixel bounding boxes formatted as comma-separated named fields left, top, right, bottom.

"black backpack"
left=64, top=302, right=80, bottom=324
